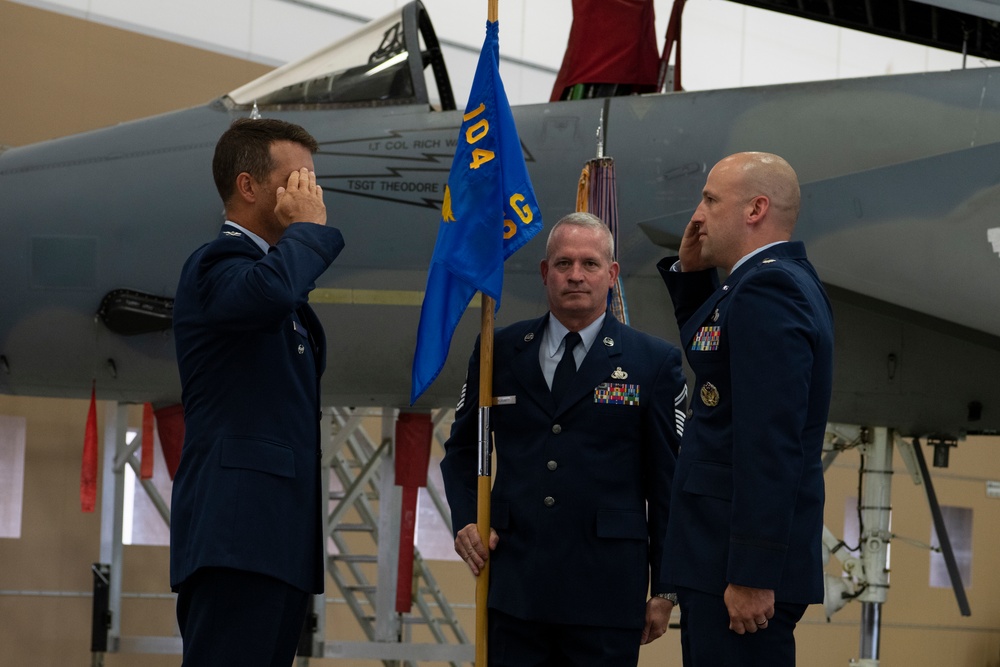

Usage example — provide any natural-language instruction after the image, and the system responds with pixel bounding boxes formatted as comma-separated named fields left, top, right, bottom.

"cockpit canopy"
left=227, top=0, right=454, bottom=111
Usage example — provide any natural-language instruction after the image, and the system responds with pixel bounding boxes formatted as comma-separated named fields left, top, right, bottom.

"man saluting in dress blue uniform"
left=171, top=118, right=345, bottom=667
left=441, top=212, right=687, bottom=666
left=658, top=152, right=834, bottom=666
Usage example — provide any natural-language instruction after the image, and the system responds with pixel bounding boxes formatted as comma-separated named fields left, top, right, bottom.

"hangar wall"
left=0, top=0, right=269, bottom=147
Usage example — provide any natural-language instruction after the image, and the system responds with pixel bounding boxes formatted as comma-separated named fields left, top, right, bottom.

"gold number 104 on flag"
left=463, top=103, right=495, bottom=170
left=462, top=102, right=534, bottom=240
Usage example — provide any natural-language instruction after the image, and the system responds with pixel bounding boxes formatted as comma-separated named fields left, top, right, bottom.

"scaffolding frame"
left=90, top=402, right=473, bottom=665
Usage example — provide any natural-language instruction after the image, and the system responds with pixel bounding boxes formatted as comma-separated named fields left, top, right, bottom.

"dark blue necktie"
left=551, top=331, right=582, bottom=404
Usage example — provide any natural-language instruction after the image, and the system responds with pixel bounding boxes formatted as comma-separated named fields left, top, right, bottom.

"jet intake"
left=97, top=289, right=173, bottom=335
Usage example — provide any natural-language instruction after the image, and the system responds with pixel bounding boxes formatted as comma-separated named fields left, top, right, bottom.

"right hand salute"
left=275, top=167, right=326, bottom=227
left=678, top=218, right=709, bottom=272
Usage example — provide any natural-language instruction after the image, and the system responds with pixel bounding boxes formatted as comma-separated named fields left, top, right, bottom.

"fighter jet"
left=2, top=0, right=999, bottom=441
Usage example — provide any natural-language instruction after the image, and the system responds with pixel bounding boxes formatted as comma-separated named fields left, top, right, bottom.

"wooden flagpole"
left=476, top=296, right=494, bottom=667
left=476, top=5, right=499, bottom=665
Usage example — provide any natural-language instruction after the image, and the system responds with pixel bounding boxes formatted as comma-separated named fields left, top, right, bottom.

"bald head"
left=685, top=151, right=803, bottom=272
left=720, top=152, right=801, bottom=234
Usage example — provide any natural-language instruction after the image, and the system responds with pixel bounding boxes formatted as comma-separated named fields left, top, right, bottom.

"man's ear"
left=746, top=195, right=770, bottom=225
left=235, top=172, right=256, bottom=204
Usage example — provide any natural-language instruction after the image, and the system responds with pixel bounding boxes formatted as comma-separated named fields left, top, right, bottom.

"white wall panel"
left=425, top=0, right=505, bottom=51
left=250, top=0, right=360, bottom=64
left=11, top=0, right=89, bottom=15
left=741, top=9, right=841, bottom=86
left=90, top=0, right=253, bottom=55
left=439, top=43, right=477, bottom=108
left=522, top=0, right=572, bottom=80
left=681, top=1, right=747, bottom=90
left=312, top=0, right=404, bottom=20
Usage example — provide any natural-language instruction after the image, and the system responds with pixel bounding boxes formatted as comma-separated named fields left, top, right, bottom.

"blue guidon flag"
left=410, top=19, right=543, bottom=405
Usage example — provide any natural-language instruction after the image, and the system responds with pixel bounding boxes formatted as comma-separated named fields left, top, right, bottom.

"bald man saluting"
left=656, top=152, right=834, bottom=666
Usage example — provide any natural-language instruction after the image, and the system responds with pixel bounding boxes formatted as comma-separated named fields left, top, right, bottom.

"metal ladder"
left=319, top=406, right=471, bottom=666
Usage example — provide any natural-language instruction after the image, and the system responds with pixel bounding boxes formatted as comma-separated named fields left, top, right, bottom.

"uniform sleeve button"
left=547, top=460, right=558, bottom=471
left=543, top=496, right=555, bottom=507
left=551, top=424, right=562, bottom=434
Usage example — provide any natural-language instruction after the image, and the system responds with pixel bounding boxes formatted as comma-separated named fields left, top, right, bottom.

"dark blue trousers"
left=677, top=587, right=807, bottom=667
left=176, top=566, right=310, bottom=667
left=488, top=608, right=643, bottom=666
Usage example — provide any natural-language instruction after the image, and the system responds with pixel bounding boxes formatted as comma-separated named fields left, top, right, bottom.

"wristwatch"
left=654, top=592, right=679, bottom=605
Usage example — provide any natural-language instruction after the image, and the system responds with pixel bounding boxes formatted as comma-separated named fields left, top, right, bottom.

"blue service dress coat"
left=657, top=241, right=834, bottom=604
left=441, top=312, right=686, bottom=630
left=170, top=222, right=344, bottom=594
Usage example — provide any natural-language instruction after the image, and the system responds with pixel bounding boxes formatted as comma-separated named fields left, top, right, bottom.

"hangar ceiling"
left=729, top=0, right=1000, bottom=62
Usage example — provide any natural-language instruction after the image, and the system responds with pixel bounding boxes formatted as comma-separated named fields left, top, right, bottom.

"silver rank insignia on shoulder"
left=712, top=308, right=720, bottom=322
left=524, top=333, right=534, bottom=342
left=611, top=367, right=628, bottom=380
left=762, top=258, right=776, bottom=264
left=603, top=337, right=615, bottom=347
left=700, top=382, right=719, bottom=407
left=223, top=230, right=242, bottom=237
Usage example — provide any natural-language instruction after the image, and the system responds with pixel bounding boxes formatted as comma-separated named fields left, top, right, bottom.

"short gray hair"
left=545, top=212, right=615, bottom=263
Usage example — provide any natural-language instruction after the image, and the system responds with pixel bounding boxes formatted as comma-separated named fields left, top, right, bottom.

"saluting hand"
left=275, top=167, right=327, bottom=228
left=678, top=218, right=710, bottom=272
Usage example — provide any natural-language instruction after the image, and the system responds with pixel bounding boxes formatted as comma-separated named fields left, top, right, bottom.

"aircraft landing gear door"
left=404, top=1, right=456, bottom=111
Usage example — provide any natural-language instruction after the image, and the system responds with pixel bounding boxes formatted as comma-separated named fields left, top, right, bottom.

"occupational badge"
left=700, top=381, right=720, bottom=407
left=611, top=367, right=628, bottom=380
left=712, top=308, right=720, bottom=323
